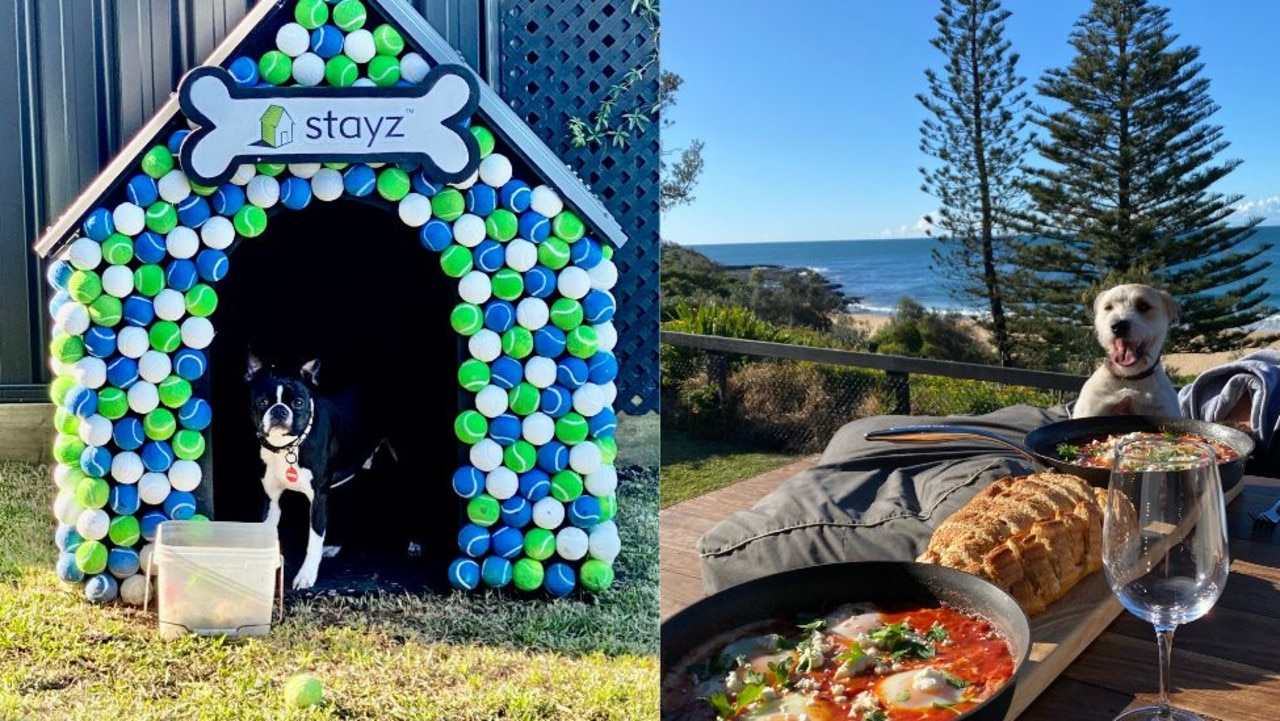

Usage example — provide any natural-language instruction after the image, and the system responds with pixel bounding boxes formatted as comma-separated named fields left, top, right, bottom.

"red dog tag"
left=285, top=466, right=298, bottom=483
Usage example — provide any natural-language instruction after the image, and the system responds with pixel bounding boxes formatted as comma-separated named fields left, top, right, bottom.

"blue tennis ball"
left=195, top=249, right=229, bottom=283
left=47, top=259, right=74, bottom=291
left=167, top=129, right=189, bottom=155
left=571, top=237, right=604, bottom=268
left=210, top=184, right=245, bottom=216
left=83, top=207, right=115, bottom=240
left=411, top=171, right=440, bottom=197
left=126, top=175, right=159, bottom=207
left=480, top=556, right=512, bottom=588
left=109, top=483, right=140, bottom=516
left=84, top=326, right=118, bottom=358
left=139, top=510, right=167, bottom=542
left=56, top=551, right=85, bottom=583
left=84, top=573, right=119, bottom=603
left=280, top=176, right=313, bottom=210
left=539, top=385, right=573, bottom=419
left=141, top=440, right=174, bottom=472
left=178, top=397, right=212, bottom=430
left=165, top=260, right=198, bottom=292
left=523, top=265, right=557, bottom=298
left=122, top=296, right=155, bottom=327
left=499, top=496, right=532, bottom=528
left=466, top=185, right=497, bottom=216
left=489, top=356, right=524, bottom=390
left=173, top=348, right=208, bottom=380
left=228, top=56, right=260, bottom=86
left=67, top=386, right=98, bottom=418
left=133, top=231, right=167, bottom=264
left=488, top=414, right=522, bottom=447
left=113, top=415, right=146, bottom=450
left=473, top=240, right=506, bottom=273
left=310, top=23, right=344, bottom=58
left=457, top=524, right=491, bottom=557
left=556, top=358, right=590, bottom=389
left=568, top=495, right=602, bottom=528
left=47, top=291, right=70, bottom=319
left=490, top=526, right=524, bottom=559
left=483, top=300, right=516, bottom=333
left=587, top=352, right=619, bottom=384
left=108, top=547, right=141, bottom=578
left=536, top=441, right=569, bottom=473
left=56, top=524, right=85, bottom=553
left=544, top=562, right=576, bottom=597
left=518, top=469, right=551, bottom=501
left=518, top=211, right=550, bottom=243
left=588, top=408, right=617, bottom=438
left=80, top=445, right=111, bottom=477
left=582, top=290, right=616, bottom=324
left=448, top=558, right=481, bottom=590
left=343, top=165, right=377, bottom=197
left=533, top=326, right=566, bottom=358
left=452, top=465, right=485, bottom=498
left=176, top=195, right=211, bottom=228
left=499, top=180, right=531, bottom=213
left=164, top=490, right=196, bottom=520
left=419, top=219, right=453, bottom=252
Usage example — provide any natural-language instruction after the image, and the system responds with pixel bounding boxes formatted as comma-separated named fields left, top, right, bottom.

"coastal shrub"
left=908, top=375, right=1067, bottom=416
left=868, top=297, right=995, bottom=363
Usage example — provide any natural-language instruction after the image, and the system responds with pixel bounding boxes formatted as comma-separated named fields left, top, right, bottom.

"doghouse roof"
left=32, top=0, right=627, bottom=258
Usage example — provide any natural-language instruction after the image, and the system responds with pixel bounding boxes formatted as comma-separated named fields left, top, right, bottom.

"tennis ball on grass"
left=283, top=673, right=324, bottom=709
left=580, top=558, right=614, bottom=593
left=512, top=558, right=544, bottom=592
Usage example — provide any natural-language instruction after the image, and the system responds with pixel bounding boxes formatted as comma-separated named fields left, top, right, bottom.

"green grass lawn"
left=0, top=461, right=658, bottom=720
left=660, top=429, right=801, bottom=508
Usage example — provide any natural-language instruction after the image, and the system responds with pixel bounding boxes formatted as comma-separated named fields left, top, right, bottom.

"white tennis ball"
left=55, top=302, right=91, bottom=335
left=595, top=322, right=618, bottom=352
left=165, top=226, right=199, bottom=259
left=200, top=215, right=235, bottom=250
left=449, top=170, right=478, bottom=190
left=77, top=508, right=111, bottom=541
left=398, top=193, right=432, bottom=227
left=588, top=259, right=618, bottom=290
left=247, top=175, right=280, bottom=209
left=523, top=356, right=557, bottom=389
left=127, top=381, right=159, bottom=414
left=569, top=441, right=603, bottom=475
left=138, top=472, right=171, bottom=505
left=469, top=438, right=504, bottom=472
left=400, top=52, right=429, bottom=83
left=468, top=329, right=502, bottom=362
left=68, top=237, right=103, bottom=270
left=54, top=464, right=75, bottom=491
left=311, top=168, right=344, bottom=201
left=230, top=164, right=257, bottom=185
left=344, top=29, right=376, bottom=63
left=138, top=543, right=156, bottom=573
left=479, top=154, right=513, bottom=188
left=138, top=350, right=172, bottom=383
left=158, top=170, right=191, bottom=204
left=516, top=297, right=549, bottom=330
left=457, top=271, right=492, bottom=305
left=180, top=316, right=215, bottom=349
left=505, top=239, right=537, bottom=272
left=352, top=78, right=376, bottom=88
left=485, top=467, right=519, bottom=500
left=73, top=357, right=107, bottom=390
left=530, top=186, right=563, bottom=218
left=168, top=459, right=202, bottom=492
left=533, top=497, right=565, bottom=530
left=599, top=381, right=618, bottom=406
left=111, top=451, right=145, bottom=485
left=54, top=489, right=83, bottom=525
left=152, top=289, right=186, bottom=322
left=573, top=383, right=606, bottom=417
left=276, top=22, right=311, bottom=57
left=588, top=521, right=621, bottom=562
left=120, top=574, right=149, bottom=606
left=112, top=203, right=146, bottom=236
left=292, top=51, right=325, bottom=86
left=78, top=414, right=113, bottom=447
left=585, top=466, right=618, bottom=496
left=475, top=385, right=509, bottom=418
left=557, top=266, right=592, bottom=299
left=287, top=162, right=321, bottom=179
left=522, top=412, right=555, bottom=445
left=556, top=526, right=589, bottom=561
left=101, top=265, right=135, bottom=298
left=116, top=326, right=150, bottom=358
left=452, top=214, right=486, bottom=247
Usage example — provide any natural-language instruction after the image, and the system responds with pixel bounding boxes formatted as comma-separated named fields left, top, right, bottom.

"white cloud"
left=879, top=212, right=936, bottom=238
left=1231, top=195, right=1280, bottom=223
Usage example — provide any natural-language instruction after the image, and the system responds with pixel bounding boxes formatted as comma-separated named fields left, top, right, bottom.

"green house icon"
left=259, top=104, right=294, bottom=148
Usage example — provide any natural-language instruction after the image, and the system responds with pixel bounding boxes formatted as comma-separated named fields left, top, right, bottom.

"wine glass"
left=1102, top=437, right=1230, bottom=721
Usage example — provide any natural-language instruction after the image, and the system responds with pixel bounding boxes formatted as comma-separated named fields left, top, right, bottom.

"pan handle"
left=864, top=425, right=1043, bottom=466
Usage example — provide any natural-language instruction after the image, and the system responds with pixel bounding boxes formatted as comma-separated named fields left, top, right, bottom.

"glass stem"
left=1155, top=624, right=1176, bottom=720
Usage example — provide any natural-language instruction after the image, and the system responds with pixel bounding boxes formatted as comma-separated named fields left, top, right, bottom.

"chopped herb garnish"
left=797, top=619, right=826, bottom=635
left=767, top=658, right=795, bottom=687
left=708, top=693, right=735, bottom=719
left=741, top=667, right=767, bottom=687
left=736, top=684, right=764, bottom=708
left=870, top=622, right=937, bottom=661
left=932, top=701, right=965, bottom=716
left=865, top=711, right=889, bottom=721
left=926, top=622, right=949, bottom=642
left=706, top=683, right=768, bottom=720
left=895, top=689, right=911, bottom=703
left=837, top=644, right=866, bottom=664
left=1057, top=442, right=1081, bottom=459
left=941, top=670, right=970, bottom=689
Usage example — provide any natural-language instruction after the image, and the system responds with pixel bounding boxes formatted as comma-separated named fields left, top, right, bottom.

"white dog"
left=1073, top=284, right=1182, bottom=418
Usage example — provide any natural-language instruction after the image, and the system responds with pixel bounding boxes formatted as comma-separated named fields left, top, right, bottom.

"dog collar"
left=1107, top=355, right=1161, bottom=381
left=258, top=397, right=315, bottom=481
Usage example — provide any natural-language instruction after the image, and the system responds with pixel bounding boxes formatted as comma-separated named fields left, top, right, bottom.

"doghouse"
left=34, top=0, right=630, bottom=602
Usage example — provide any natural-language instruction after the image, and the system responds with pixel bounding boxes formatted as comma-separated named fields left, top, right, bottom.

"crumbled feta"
left=831, top=684, right=846, bottom=697
left=759, top=686, right=778, bottom=701
left=855, top=632, right=883, bottom=652
left=723, top=670, right=744, bottom=694
left=912, top=666, right=949, bottom=693
left=795, top=677, right=820, bottom=693
left=850, top=690, right=880, bottom=714
left=835, top=654, right=872, bottom=679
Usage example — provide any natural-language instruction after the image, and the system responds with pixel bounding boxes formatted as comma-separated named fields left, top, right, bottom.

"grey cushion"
left=698, top=404, right=1071, bottom=593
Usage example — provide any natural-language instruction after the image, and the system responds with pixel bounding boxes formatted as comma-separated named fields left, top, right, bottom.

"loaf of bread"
left=917, top=472, right=1106, bottom=615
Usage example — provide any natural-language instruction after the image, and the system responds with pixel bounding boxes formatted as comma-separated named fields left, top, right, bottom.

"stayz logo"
left=178, top=64, right=481, bottom=186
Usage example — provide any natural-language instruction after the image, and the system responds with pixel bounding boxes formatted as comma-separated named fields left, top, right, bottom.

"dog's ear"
left=1159, top=289, right=1181, bottom=325
left=246, top=351, right=263, bottom=383
left=301, top=359, right=321, bottom=387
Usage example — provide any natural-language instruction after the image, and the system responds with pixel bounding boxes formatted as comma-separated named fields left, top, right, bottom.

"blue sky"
left=662, top=1, right=1280, bottom=245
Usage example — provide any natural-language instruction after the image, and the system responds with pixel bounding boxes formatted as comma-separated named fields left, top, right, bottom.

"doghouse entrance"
left=209, top=198, right=462, bottom=592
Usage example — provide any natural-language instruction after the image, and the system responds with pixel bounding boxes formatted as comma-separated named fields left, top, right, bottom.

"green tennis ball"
left=53, top=434, right=86, bottom=465
left=324, top=55, right=358, bottom=88
left=602, top=245, right=614, bottom=260
left=598, top=437, right=618, bottom=464
left=145, top=408, right=177, bottom=440
left=159, top=376, right=193, bottom=408
left=454, top=410, right=488, bottom=443
left=537, top=237, right=571, bottom=270
left=372, top=24, right=404, bottom=56
left=440, top=245, right=473, bottom=278
left=470, top=126, right=495, bottom=159
left=108, top=515, right=141, bottom=546
left=490, top=268, right=524, bottom=301
left=184, top=284, right=218, bottom=317
left=503, top=440, right=536, bottom=473
left=512, top=558, right=544, bottom=592
left=101, top=233, right=134, bottom=265
left=145, top=201, right=178, bottom=234
left=54, top=407, right=80, bottom=435
left=565, top=326, right=599, bottom=359
left=50, top=334, right=85, bottom=365
left=523, top=528, right=555, bottom=561
left=323, top=162, right=349, bottom=170
left=550, top=470, right=583, bottom=502
left=598, top=494, right=618, bottom=522
left=133, top=264, right=165, bottom=296
left=485, top=209, right=518, bottom=242
left=190, top=182, right=216, bottom=196
left=332, top=0, right=367, bottom=31
left=141, top=146, right=175, bottom=179
left=283, top=673, right=324, bottom=709
left=97, top=388, right=128, bottom=420
left=549, top=298, right=584, bottom=330
left=555, top=412, right=589, bottom=445
left=466, top=494, right=500, bottom=527
left=172, top=429, right=205, bottom=460
left=149, top=320, right=182, bottom=353
left=256, top=162, right=287, bottom=177
left=89, top=295, right=123, bottom=327
left=458, top=358, right=491, bottom=391
left=507, top=382, right=539, bottom=415
left=234, top=205, right=268, bottom=238
left=500, top=326, right=533, bottom=359
left=294, top=0, right=329, bottom=29
left=75, top=476, right=110, bottom=509
left=551, top=211, right=585, bottom=243
left=580, top=558, right=614, bottom=593
left=68, top=270, right=103, bottom=304
left=376, top=167, right=411, bottom=201
left=258, top=50, right=293, bottom=86
left=367, top=55, right=401, bottom=87
left=50, top=375, right=77, bottom=405
left=450, top=303, right=484, bottom=335
left=431, top=189, right=465, bottom=222
left=75, top=540, right=108, bottom=575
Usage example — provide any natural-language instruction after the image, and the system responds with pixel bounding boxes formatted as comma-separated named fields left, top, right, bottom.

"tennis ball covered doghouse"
left=34, top=0, right=629, bottom=603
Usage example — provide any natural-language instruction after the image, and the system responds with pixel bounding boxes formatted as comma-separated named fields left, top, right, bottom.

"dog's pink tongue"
left=1111, top=339, right=1139, bottom=367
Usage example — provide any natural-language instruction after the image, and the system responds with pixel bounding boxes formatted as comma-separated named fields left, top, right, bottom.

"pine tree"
left=918, top=0, right=1033, bottom=367
left=1014, top=0, right=1271, bottom=368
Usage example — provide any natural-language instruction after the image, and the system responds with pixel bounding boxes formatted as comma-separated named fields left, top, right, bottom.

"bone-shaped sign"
left=177, top=64, right=480, bottom=186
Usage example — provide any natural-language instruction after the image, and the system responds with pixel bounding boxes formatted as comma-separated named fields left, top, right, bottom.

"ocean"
left=692, top=226, right=1280, bottom=330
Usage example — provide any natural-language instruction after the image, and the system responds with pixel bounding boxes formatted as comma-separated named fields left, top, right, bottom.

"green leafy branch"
left=567, top=0, right=660, bottom=149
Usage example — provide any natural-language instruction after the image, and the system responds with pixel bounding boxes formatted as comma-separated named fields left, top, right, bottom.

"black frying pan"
left=661, top=562, right=1031, bottom=721
left=865, top=415, right=1255, bottom=490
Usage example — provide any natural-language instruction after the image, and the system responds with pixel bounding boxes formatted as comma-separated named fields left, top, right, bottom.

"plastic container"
left=150, top=520, right=282, bottom=640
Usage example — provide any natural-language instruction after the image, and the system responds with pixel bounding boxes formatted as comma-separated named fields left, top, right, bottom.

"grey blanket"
left=1178, top=348, right=1280, bottom=473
